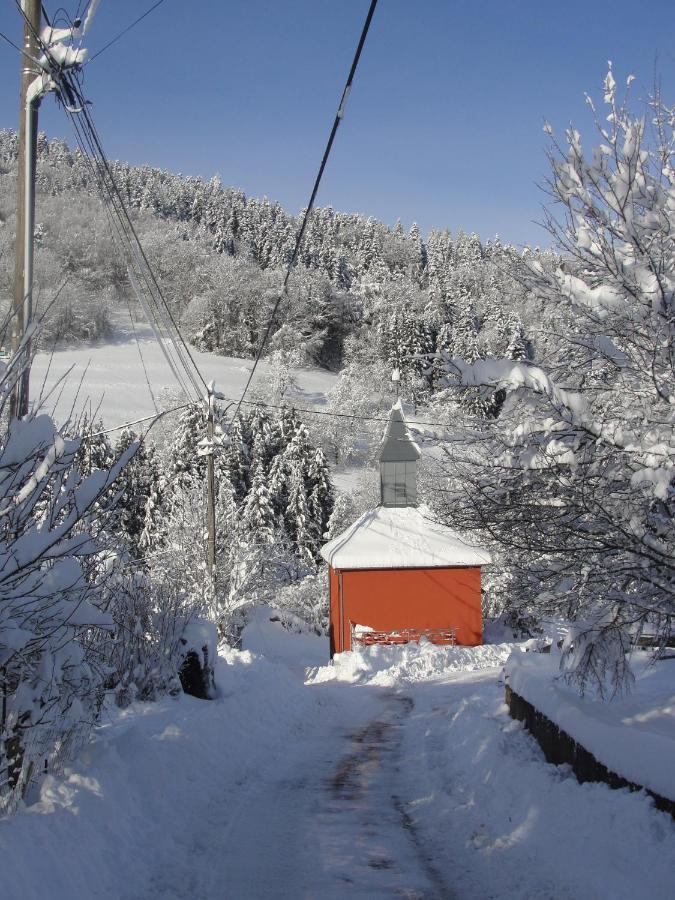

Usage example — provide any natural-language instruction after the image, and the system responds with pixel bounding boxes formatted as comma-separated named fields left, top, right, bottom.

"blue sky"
left=1, top=0, right=674, bottom=246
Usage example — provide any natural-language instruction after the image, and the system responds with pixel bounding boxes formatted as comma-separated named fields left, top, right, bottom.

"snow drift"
left=309, top=638, right=518, bottom=686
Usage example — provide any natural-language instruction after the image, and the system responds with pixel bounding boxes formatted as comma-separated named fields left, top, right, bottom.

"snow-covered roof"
left=320, top=504, right=490, bottom=570
left=377, top=400, right=420, bottom=463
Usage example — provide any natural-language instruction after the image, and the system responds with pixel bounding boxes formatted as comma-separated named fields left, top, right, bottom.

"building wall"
left=329, top=566, right=340, bottom=658
left=329, top=566, right=483, bottom=655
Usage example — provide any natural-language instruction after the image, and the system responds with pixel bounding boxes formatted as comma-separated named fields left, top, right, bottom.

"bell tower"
left=378, top=401, right=420, bottom=507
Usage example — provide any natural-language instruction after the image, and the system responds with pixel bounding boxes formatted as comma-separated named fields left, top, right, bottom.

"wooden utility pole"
left=205, top=387, right=217, bottom=586
left=10, top=0, right=42, bottom=420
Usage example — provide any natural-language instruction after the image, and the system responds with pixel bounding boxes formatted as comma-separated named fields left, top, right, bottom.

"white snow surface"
left=309, top=638, right=517, bottom=685
left=31, top=329, right=338, bottom=430
left=1, top=615, right=674, bottom=900
left=320, top=503, right=490, bottom=569
left=181, top=617, right=218, bottom=661
left=506, top=650, right=675, bottom=802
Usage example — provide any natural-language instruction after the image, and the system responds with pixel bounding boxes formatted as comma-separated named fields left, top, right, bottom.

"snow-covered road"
left=2, top=621, right=674, bottom=900
left=196, top=691, right=451, bottom=900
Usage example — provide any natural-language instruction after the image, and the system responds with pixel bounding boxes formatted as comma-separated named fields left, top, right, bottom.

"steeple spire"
left=377, top=401, right=420, bottom=507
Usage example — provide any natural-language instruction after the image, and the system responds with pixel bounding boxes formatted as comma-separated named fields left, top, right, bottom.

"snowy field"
left=2, top=612, right=674, bottom=900
left=30, top=325, right=338, bottom=431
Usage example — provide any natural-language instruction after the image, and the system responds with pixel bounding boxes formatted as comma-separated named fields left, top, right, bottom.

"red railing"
left=350, top=624, right=457, bottom=647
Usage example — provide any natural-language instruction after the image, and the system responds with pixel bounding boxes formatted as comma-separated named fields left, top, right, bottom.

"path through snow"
left=126, top=687, right=452, bottom=900
left=200, top=691, right=452, bottom=899
left=1, top=620, right=674, bottom=899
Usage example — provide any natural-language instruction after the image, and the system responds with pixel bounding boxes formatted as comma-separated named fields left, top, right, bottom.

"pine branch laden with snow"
left=436, top=71, right=675, bottom=695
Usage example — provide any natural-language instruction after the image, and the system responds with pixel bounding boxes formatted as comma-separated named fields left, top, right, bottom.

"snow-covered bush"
left=273, top=571, right=329, bottom=635
left=320, top=361, right=390, bottom=464
left=101, top=566, right=205, bottom=706
left=436, top=68, right=675, bottom=694
left=0, top=346, right=136, bottom=813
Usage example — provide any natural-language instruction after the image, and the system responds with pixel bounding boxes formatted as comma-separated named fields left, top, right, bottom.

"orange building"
left=321, top=402, right=489, bottom=657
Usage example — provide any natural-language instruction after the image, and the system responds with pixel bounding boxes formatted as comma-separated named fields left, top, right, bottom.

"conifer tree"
left=74, top=414, right=115, bottom=476
left=114, top=430, right=162, bottom=554
left=506, top=316, right=529, bottom=361
left=240, top=459, right=277, bottom=546
left=306, top=447, right=334, bottom=551
left=222, top=415, right=251, bottom=501
left=285, top=467, right=316, bottom=566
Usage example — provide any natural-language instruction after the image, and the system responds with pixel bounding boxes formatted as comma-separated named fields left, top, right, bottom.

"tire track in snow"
left=324, top=692, right=457, bottom=899
left=126, top=688, right=458, bottom=899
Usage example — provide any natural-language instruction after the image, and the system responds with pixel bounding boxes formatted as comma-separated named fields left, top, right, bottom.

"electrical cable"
left=89, top=402, right=194, bottom=438
left=230, top=0, right=378, bottom=423
left=58, top=73, right=207, bottom=400
left=70, top=80, right=209, bottom=397
left=87, top=0, right=167, bottom=64
left=60, top=97, right=198, bottom=400
left=123, top=291, right=160, bottom=414
left=219, top=395, right=483, bottom=432
left=90, top=392, right=471, bottom=439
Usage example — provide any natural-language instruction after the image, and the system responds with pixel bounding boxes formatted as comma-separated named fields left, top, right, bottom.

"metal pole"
left=10, top=0, right=42, bottom=420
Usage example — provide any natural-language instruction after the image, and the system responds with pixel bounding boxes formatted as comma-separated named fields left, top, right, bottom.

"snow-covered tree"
left=114, top=429, right=162, bottom=555
left=437, top=69, right=675, bottom=695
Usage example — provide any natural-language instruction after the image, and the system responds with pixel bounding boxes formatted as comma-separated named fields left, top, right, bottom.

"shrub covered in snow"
left=101, top=567, right=206, bottom=706
left=272, top=571, right=329, bottom=636
left=0, top=348, right=137, bottom=813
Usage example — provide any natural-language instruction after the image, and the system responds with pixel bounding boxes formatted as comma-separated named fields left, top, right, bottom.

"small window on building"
left=381, top=461, right=417, bottom=507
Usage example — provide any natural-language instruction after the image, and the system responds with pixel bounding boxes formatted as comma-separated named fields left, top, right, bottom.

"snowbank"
left=241, top=604, right=330, bottom=669
left=0, top=647, right=329, bottom=900
left=505, top=651, right=675, bottom=802
left=400, top=670, right=675, bottom=900
left=310, top=639, right=518, bottom=686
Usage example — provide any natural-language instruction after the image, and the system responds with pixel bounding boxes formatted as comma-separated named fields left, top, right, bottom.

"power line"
left=8, top=3, right=192, bottom=404
left=87, top=0, right=167, bottom=63
left=60, top=97, right=199, bottom=401
left=0, top=27, right=42, bottom=64
left=76, top=92, right=208, bottom=397
left=124, top=292, right=160, bottom=414
left=222, top=395, right=469, bottom=432
left=89, top=402, right=194, bottom=437
left=68, top=82, right=206, bottom=392
left=91, top=391, right=467, bottom=440
left=230, top=0, right=379, bottom=424
left=56, top=71, right=209, bottom=402
left=14, top=19, right=214, bottom=434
